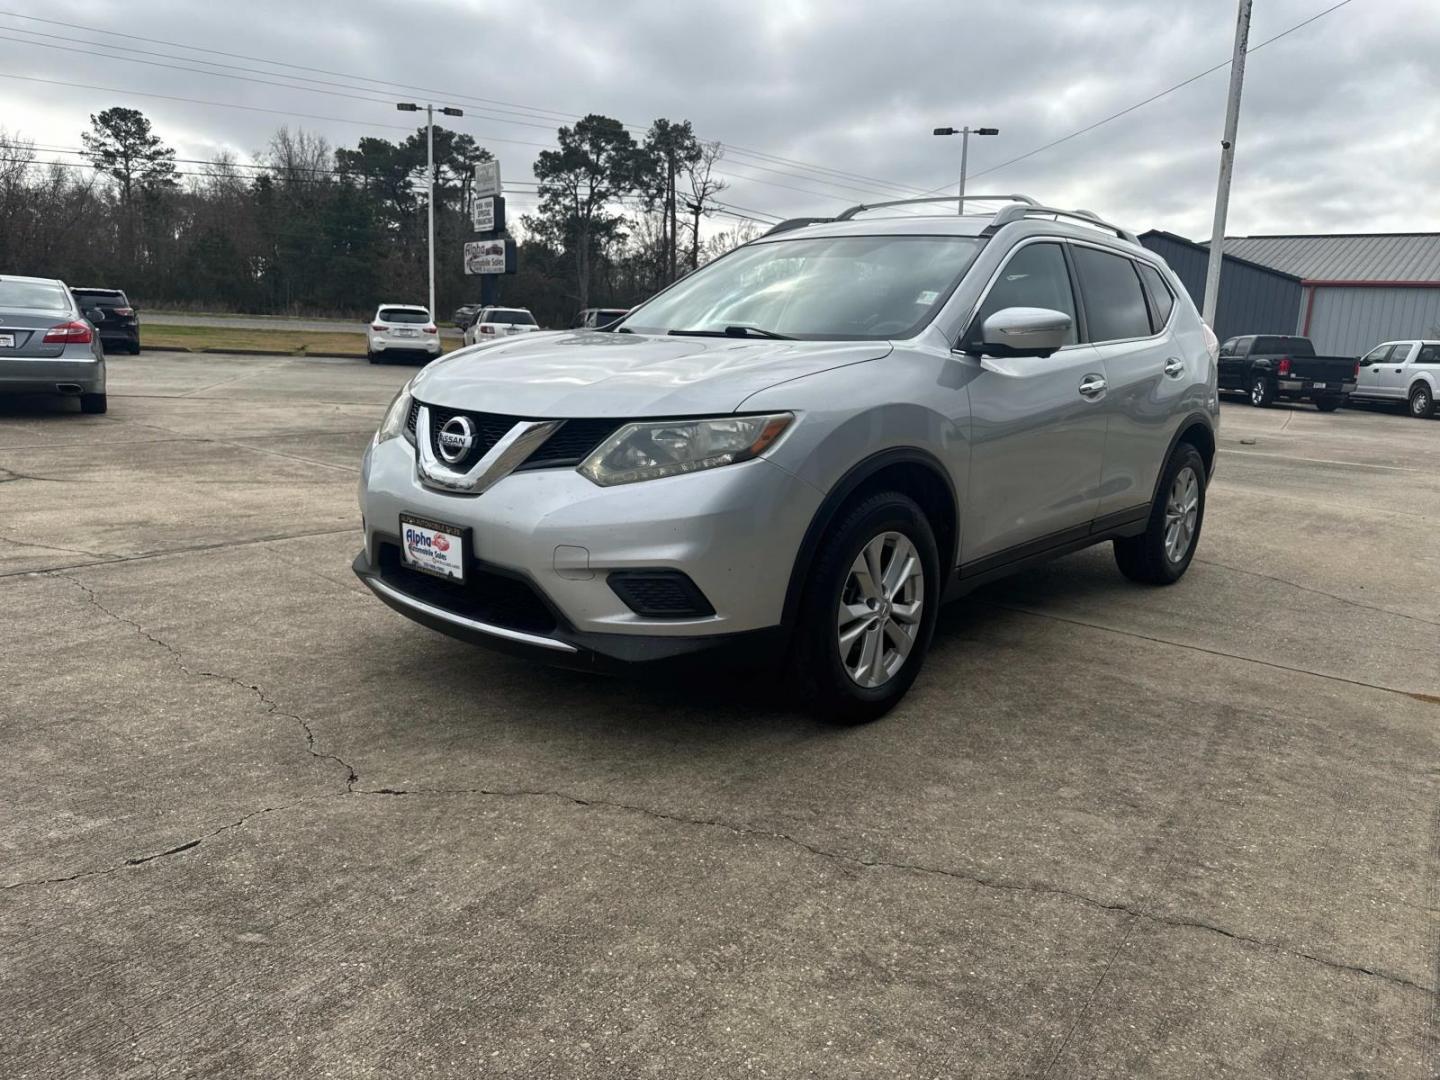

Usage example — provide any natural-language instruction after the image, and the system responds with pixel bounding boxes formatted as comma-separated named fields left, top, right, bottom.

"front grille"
left=408, top=400, right=620, bottom=473
left=377, top=543, right=558, bottom=635
left=608, top=570, right=715, bottom=619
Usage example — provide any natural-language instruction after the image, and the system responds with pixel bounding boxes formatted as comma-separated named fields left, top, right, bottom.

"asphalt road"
left=3, top=354, right=1438, bottom=1078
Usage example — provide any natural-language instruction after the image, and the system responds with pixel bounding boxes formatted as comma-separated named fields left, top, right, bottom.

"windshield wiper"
left=668, top=325, right=793, bottom=340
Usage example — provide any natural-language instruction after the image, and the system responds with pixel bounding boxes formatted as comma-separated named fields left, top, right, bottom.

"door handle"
left=1164, top=357, right=1185, bottom=378
left=1078, top=373, right=1107, bottom=400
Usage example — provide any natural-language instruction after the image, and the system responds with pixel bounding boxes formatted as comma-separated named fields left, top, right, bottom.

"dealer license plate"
left=400, top=514, right=466, bottom=581
left=1313, top=382, right=1331, bottom=389
left=0, top=334, right=14, bottom=348
left=395, top=328, right=417, bottom=337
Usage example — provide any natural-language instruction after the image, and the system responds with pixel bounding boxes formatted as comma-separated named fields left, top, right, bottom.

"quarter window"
left=969, top=242, right=1078, bottom=348
left=1072, top=246, right=1152, bottom=342
left=1136, top=262, right=1175, bottom=332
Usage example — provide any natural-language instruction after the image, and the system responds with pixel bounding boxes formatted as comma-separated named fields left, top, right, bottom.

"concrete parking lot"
left=3, top=352, right=1438, bottom=1078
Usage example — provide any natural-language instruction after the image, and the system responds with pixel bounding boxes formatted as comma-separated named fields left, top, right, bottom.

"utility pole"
left=1202, top=0, right=1253, bottom=327
left=933, top=126, right=999, bottom=215
left=687, top=200, right=702, bottom=270
left=396, top=101, right=464, bottom=319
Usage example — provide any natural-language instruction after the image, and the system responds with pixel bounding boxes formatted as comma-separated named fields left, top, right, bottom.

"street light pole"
left=1202, top=0, right=1253, bottom=327
left=397, top=102, right=465, bottom=320
left=933, top=126, right=999, bottom=214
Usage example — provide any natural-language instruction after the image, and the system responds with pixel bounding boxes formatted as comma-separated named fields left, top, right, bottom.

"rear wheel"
left=1315, top=396, right=1341, bottom=412
left=1114, top=444, right=1206, bottom=585
left=793, top=492, right=939, bottom=725
left=1250, top=376, right=1275, bottom=407
left=1410, top=384, right=1435, bottom=419
left=80, top=392, right=107, bottom=415
left=367, top=350, right=381, bottom=365
left=130, top=340, right=142, bottom=355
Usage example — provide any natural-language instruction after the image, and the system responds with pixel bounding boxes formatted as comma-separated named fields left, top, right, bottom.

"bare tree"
left=685, top=140, right=728, bottom=271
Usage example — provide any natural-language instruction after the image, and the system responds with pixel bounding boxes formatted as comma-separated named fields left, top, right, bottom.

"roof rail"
left=763, top=216, right=834, bottom=237
left=835, top=194, right=1039, bottom=221
left=983, top=204, right=1139, bottom=245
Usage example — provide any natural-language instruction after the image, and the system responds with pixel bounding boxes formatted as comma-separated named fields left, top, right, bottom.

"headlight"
left=578, top=413, right=792, bottom=486
left=375, top=384, right=415, bottom=446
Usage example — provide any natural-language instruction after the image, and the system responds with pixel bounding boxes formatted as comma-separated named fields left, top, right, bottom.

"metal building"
left=1138, top=230, right=1302, bottom=342
left=1212, top=233, right=1440, bottom=356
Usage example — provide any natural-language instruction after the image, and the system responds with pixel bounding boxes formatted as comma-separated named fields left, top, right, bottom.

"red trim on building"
left=1300, top=279, right=1440, bottom=288
left=1302, top=286, right=1317, bottom=335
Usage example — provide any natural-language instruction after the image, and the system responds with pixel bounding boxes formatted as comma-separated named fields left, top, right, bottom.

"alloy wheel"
left=836, top=531, right=924, bottom=689
left=1414, top=388, right=1431, bottom=416
left=1164, top=466, right=1200, bottom=563
left=1251, top=379, right=1265, bottom=406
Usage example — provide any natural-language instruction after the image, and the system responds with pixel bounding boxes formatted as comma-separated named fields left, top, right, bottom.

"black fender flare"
left=780, top=447, right=959, bottom=631
left=1153, top=412, right=1218, bottom=502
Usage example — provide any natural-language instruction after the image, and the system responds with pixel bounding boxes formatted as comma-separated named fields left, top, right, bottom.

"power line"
left=914, top=0, right=1359, bottom=195
left=0, top=9, right=923, bottom=203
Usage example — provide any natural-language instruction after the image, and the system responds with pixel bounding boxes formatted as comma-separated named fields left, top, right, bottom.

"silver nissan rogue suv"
left=355, top=195, right=1218, bottom=722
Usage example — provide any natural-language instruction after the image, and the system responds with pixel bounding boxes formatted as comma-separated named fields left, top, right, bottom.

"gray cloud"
left=0, top=0, right=1432, bottom=238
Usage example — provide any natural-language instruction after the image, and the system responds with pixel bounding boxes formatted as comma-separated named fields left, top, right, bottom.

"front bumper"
left=354, top=432, right=822, bottom=665
left=0, top=356, right=104, bottom=395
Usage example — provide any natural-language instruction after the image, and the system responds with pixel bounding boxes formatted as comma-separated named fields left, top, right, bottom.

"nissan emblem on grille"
left=436, top=415, right=476, bottom=464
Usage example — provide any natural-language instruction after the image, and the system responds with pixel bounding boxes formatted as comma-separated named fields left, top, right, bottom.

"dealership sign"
left=473, top=160, right=502, bottom=199
left=464, top=238, right=517, bottom=275
left=472, top=195, right=505, bottom=233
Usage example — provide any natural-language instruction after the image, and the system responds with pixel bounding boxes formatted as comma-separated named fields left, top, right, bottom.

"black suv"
left=71, top=288, right=140, bottom=354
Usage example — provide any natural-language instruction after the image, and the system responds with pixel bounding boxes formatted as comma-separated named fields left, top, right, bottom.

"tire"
left=367, top=350, right=381, bottom=365
left=1315, top=396, right=1341, bottom=413
left=130, top=340, right=142, bottom=355
left=1410, top=384, right=1435, bottom=419
left=1113, top=443, right=1206, bottom=585
left=792, top=492, right=940, bottom=725
left=80, top=392, right=107, bottom=415
left=1249, top=376, right=1275, bottom=407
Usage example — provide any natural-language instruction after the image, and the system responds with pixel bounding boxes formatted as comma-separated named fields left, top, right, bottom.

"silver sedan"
left=0, top=274, right=107, bottom=413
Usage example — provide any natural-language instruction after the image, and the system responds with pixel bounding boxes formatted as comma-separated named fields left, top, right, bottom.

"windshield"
left=620, top=235, right=983, bottom=340
left=488, top=310, right=536, bottom=325
left=379, top=308, right=428, bottom=324
left=0, top=280, right=71, bottom=312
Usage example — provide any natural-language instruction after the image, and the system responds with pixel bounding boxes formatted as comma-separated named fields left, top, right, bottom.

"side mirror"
left=969, top=306, right=1072, bottom=358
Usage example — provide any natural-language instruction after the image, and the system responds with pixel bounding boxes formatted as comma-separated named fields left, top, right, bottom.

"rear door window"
left=1072, top=246, right=1152, bottom=342
left=1136, top=262, right=1175, bottom=332
left=1415, top=345, right=1440, bottom=365
left=969, top=242, right=1078, bottom=347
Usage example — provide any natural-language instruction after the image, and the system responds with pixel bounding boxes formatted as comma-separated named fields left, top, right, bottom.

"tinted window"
left=1219, top=337, right=1238, bottom=354
left=378, top=308, right=428, bottom=324
left=1072, top=247, right=1151, bottom=342
left=1136, top=263, right=1175, bottom=332
left=1416, top=345, right=1440, bottom=365
left=0, top=280, right=71, bottom=311
left=72, top=289, right=126, bottom=306
left=970, top=243, right=1078, bottom=347
left=1254, top=336, right=1314, bottom=356
left=487, top=309, right=536, bottom=325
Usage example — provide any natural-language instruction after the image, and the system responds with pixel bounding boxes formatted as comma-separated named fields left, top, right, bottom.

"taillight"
left=423, top=325, right=437, bottom=334
left=112, top=307, right=134, bottom=317
left=1277, top=357, right=1291, bottom=376
left=371, top=324, right=385, bottom=331
left=43, top=320, right=93, bottom=344
left=1353, top=361, right=1360, bottom=378
left=480, top=325, right=495, bottom=334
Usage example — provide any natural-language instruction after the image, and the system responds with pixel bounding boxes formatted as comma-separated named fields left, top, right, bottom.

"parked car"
left=1217, top=334, right=1355, bottom=410
left=573, top=307, right=630, bottom=330
left=1349, top=340, right=1439, bottom=418
left=354, top=195, right=1217, bottom=722
left=451, top=304, right=481, bottom=330
left=0, top=274, right=106, bottom=413
left=463, top=307, right=540, bottom=345
left=367, top=305, right=440, bottom=364
left=71, top=287, right=141, bottom=354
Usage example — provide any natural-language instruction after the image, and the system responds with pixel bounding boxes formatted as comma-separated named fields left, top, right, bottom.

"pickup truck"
left=1217, top=334, right=1356, bottom=411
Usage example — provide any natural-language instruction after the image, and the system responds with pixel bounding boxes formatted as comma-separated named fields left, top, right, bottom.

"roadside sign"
left=474, top=160, right=502, bottom=198
left=472, top=195, right=505, bottom=233
left=464, top=238, right=517, bottom=275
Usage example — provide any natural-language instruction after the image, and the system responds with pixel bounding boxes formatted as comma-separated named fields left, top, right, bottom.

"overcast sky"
left=0, top=0, right=1434, bottom=240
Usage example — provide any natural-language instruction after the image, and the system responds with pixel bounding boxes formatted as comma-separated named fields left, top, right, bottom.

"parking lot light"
left=933, top=125, right=999, bottom=215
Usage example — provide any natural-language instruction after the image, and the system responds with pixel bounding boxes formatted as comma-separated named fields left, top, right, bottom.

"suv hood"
left=409, top=330, right=891, bottom=417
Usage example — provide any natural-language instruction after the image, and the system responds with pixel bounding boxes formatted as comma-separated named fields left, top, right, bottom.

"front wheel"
left=1250, top=377, right=1275, bottom=407
left=1315, top=396, right=1341, bottom=413
left=1114, top=444, right=1206, bottom=585
left=1411, top=384, right=1435, bottom=419
left=792, top=492, right=940, bottom=725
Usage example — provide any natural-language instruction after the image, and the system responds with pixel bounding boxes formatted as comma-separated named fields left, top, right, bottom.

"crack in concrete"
left=0, top=533, right=120, bottom=561
left=1193, top=556, right=1440, bottom=629
left=2, top=797, right=336, bottom=891
left=53, top=573, right=359, bottom=790
left=353, top=785, right=1435, bottom=997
